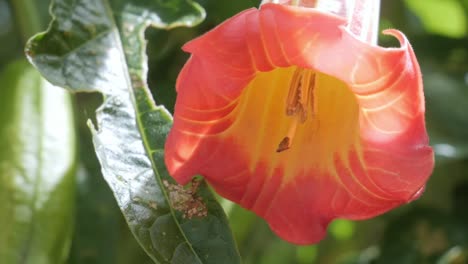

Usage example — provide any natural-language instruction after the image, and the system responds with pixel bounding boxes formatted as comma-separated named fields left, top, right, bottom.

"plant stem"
left=10, top=0, right=44, bottom=44
left=315, top=0, right=381, bottom=44
left=347, top=0, right=381, bottom=44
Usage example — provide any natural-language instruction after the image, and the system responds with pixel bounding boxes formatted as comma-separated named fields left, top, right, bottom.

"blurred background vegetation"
left=1, top=0, right=467, bottom=263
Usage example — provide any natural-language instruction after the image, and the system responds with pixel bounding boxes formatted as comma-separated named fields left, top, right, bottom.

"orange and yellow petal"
left=165, top=4, right=434, bottom=244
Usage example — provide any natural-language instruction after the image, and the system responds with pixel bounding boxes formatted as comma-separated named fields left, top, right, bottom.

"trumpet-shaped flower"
left=165, top=0, right=434, bottom=244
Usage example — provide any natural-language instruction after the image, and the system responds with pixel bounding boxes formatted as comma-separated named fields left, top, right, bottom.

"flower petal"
left=165, top=4, right=434, bottom=244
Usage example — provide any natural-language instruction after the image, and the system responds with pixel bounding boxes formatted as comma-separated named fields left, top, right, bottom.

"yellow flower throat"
left=228, top=66, right=360, bottom=176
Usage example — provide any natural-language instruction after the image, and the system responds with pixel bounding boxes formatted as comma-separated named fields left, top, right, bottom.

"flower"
left=165, top=1, right=434, bottom=244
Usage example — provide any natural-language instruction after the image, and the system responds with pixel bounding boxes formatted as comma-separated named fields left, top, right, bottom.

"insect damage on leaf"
left=163, top=178, right=208, bottom=219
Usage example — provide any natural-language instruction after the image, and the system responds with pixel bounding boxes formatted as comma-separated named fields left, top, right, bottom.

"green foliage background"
left=0, top=0, right=467, bottom=263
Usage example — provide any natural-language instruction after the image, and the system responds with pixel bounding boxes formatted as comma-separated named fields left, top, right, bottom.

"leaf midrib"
left=100, top=0, right=203, bottom=263
left=19, top=73, right=43, bottom=264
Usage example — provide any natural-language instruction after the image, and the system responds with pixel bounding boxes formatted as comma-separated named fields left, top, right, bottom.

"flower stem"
left=315, top=0, right=380, bottom=44
left=347, top=0, right=381, bottom=44
left=259, top=0, right=381, bottom=45
left=10, top=0, right=44, bottom=44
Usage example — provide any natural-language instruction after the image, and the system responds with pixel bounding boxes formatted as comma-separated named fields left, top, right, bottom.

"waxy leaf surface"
left=26, top=0, right=240, bottom=263
left=0, top=60, right=76, bottom=264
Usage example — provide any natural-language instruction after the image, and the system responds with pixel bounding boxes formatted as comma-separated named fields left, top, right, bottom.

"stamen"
left=299, top=70, right=316, bottom=122
left=286, top=68, right=303, bottom=116
left=279, top=68, right=317, bottom=153
left=285, top=68, right=316, bottom=123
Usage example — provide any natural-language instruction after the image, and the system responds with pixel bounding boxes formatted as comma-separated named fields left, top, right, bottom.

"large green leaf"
left=69, top=93, right=153, bottom=264
left=26, top=0, right=241, bottom=263
left=0, top=59, right=76, bottom=264
left=68, top=95, right=123, bottom=264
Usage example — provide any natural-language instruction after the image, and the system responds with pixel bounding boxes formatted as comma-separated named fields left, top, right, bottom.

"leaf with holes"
left=26, top=0, right=241, bottom=263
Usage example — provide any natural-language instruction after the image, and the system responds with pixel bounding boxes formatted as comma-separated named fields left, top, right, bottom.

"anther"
left=285, top=68, right=316, bottom=123
left=276, top=137, right=291, bottom=152
left=286, top=68, right=303, bottom=116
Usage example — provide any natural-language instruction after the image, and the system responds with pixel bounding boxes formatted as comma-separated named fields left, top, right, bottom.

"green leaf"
left=373, top=205, right=468, bottom=264
left=68, top=93, right=154, bottom=264
left=296, top=246, right=318, bottom=264
left=69, top=166, right=121, bottom=264
left=424, top=69, right=468, bottom=160
left=26, top=0, right=241, bottom=263
left=329, top=219, right=356, bottom=241
left=68, top=97, right=122, bottom=264
left=0, top=59, right=76, bottom=264
left=404, top=0, right=467, bottom=38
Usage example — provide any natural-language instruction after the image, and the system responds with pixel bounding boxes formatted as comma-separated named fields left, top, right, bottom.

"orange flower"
left=165, top=1, right=434, bottom=244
